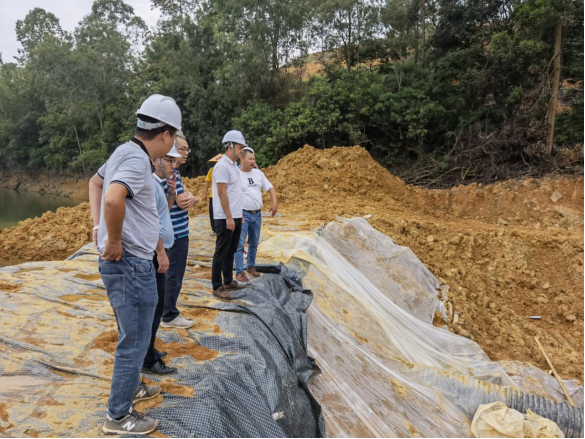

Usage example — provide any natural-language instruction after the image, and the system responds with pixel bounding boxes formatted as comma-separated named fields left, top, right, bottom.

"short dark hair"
left=135, top=114, right=177, bottom=141
left=242, top=149, right=255, bottom=159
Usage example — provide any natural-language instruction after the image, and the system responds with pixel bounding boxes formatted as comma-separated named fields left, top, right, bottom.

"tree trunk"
left=347, top=9, right=352, bottom=72
left=72, top=125, right=86, bottom=174
left=546, top=18, right=562, bottom=154
left=421, top=0, right=426, bottom=69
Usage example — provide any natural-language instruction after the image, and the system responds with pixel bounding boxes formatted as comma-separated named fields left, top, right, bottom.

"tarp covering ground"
left=0, top=214, right=583, bottom=437
left=259, top=217, right=584, bottom=437
left=0, top=214, right=324, bottom=437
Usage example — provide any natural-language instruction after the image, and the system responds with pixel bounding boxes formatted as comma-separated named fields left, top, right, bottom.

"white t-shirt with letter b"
left=239, top=168, right=273, bottom=211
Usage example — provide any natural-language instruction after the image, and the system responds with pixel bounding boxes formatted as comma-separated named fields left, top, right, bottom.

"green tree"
left=15, top=8, right=65, bottom=62
left=317, top=0, right=381, bottom=71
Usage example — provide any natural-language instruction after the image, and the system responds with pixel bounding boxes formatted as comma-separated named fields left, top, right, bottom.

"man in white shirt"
left=211, top=130, right=250, bottom=299
left=235, top=147, right=278, bottom=282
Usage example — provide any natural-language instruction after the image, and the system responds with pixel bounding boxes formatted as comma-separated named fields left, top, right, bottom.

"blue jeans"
left=99, top=251, right=157, bottom=419
left=163, top=236, right=189, bottom=322
left=235, top=211, right=262, bottom=274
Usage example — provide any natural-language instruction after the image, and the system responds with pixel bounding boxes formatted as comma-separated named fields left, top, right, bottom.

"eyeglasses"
left=177, top=148, right=191, bottom=153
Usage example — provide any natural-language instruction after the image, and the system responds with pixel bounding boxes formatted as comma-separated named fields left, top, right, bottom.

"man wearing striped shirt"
left=160, top=132, right=198, bottom=329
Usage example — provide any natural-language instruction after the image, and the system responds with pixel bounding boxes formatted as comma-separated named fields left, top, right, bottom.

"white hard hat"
left=166, top=141, right=182, bottom=158
left=136, top=94, right=182, bottom=131
left=222, top=130, right=248, bottom=146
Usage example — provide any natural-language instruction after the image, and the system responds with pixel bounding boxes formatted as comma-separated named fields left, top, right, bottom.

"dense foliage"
left=0, top=0, right=582, bottom=184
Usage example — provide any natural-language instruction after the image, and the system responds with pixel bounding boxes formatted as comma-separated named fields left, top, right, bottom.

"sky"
left=0, top=0, right=161, bottom=63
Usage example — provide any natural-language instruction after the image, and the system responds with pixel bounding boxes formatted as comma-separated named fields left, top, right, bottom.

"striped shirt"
left=161, top=170, right=190, bottom=239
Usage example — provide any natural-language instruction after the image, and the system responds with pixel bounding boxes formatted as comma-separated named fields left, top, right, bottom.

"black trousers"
left=212, top=218, right=242, bottom=290
left=143, top=253, right=166, bottom=368
left=209, top=198, right=215, bottom=233
left=163, top=236, right=189, bottom=322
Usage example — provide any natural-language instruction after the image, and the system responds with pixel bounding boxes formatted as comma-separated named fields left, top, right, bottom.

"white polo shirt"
left=239, top=168, right=273, bottom=211
left=212, top=154, right=243, bottom=219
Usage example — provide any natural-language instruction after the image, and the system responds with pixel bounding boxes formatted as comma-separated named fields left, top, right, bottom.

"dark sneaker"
left=102, top=408, right=158, bottom=435
left=224, top=280, right=248, bottom=291
left=142, top=360, right=177, bottom=375
left=157, top=350, right=167, bottom=359
left=246, top=267, right=261, bottom=278
left=236, top=272, right=249, bottom=282
left=212, top=286, right=235, bottom=300
left=132, top=382, right=161, bottom=404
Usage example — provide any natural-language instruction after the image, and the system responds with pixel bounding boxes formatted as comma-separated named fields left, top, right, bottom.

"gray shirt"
left=152, top=173, right=174, bottom=249
left=97, top=142, right=158, bottom=260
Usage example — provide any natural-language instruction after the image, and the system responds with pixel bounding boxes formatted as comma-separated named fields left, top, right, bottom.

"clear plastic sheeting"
left=258, top=217, right=584, bottom=437
left=322, top=218, right=445, bottom=322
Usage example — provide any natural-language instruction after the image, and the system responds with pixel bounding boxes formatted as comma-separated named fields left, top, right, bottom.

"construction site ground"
left=0, top=144, right=582, bottom=385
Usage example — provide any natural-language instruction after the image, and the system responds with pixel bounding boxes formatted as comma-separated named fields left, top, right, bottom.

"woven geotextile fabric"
left=0, top=257, right=325, bottom=438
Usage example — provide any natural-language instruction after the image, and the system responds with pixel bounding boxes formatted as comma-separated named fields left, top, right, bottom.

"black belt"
left=244, top=209, right=261, bottom=215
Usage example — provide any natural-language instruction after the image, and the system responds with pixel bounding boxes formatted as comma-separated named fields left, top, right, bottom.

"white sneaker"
left=160, top=315, right=194, bottom=329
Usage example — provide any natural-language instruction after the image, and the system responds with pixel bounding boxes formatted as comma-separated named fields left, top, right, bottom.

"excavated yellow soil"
left=0, top=203, right=93, bottom=261
left=1, top=145, right=583, bottom=381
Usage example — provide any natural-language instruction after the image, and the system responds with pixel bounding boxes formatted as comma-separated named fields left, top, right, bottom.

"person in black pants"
left=142, top=253, right=176, bottom=374
left=212, top=218, right=243, bottom=298
left=160, top=135, right=197, bottom=330
left=211, top=130, right=250, bottom=299
left=142, top=160, right=179, bottom=375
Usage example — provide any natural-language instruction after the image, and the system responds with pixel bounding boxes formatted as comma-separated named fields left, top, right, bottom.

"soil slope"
left=1, top=145, right=583, bottom=382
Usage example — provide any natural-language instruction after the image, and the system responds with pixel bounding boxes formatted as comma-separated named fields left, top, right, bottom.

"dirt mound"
left=182, top=175, right=208, bottom=217
left=262, top=145, right=416, bottom=221
left=426, top=176, right=584, bottom=229
left=0, top=203, right=92, bottom=261
left=260, top=144, right=584, bottom=230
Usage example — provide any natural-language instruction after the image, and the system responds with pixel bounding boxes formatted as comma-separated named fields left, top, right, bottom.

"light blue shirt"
left=152, top=174, right=174, bottom=249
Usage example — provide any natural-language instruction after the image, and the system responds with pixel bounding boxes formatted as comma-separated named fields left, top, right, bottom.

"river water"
left=0, top=187, right=80, bottom=229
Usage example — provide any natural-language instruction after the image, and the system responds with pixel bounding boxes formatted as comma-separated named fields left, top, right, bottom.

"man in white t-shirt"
left=235, top=147, right=278, bottom=282
left=211, top=130, right=250, bottom=299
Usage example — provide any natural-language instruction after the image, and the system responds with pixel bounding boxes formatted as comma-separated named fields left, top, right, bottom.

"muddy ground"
left=0, top=145, right=583, bottom=382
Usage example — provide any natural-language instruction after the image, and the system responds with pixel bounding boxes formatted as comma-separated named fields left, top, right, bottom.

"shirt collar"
left=130, top=137, right=156, bottom=173
left=223, top=154, right=236, bottom=165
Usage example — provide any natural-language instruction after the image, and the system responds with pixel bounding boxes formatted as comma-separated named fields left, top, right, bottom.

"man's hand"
left=226, top=217, right=235, bottom=231
left=157, top=250, right=169, bottom=273
left=102, top=239, right=123, bottom=261
left=177, top=194, right=198, bottom=210
left=270, top=203, right=278, bottom=217
left=93, top=229, right=99, bottom=248
left=167, top=175, right=177, bottom=195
